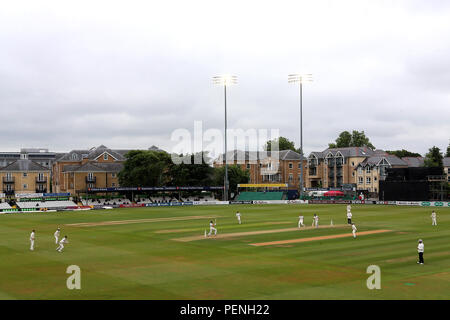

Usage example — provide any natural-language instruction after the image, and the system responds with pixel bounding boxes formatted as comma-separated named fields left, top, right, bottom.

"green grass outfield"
left=0, top=204, right=449, bottom=300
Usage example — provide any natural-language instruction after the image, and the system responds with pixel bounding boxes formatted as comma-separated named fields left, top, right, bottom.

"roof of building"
left=62, top=162, right=123, bottom=173
left=0, top=159, right=50, bottom=172
left=401, top=157, right=425, bottom=167
left=357, top=154, right=408, bottom=167
left=444, top=157, right=450, bottom=167
left=215, top=150, right=306, bottom=163
left=56, top=145, right=165, bottom=162
left=309, top=146, right=375, bottom=159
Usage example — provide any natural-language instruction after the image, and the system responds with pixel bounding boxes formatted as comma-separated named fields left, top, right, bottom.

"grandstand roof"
left=0, top=159, right=50, bottom=172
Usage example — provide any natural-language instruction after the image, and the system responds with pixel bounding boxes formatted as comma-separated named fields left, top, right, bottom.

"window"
left=112, top=183, right=116, bottom=187
left=259, top=163, right=262, bottom=168
left=298, top=163, right=301, bottom=169
left=374, top=188, right=377, bottom=192
left=351, top=161, right=355, bottom=166
left=289, top=163, right=293, bottom=169
left=366, top=167, right=371, bottom=174
left=71, top=154, right=77, bottom=160
left=288, top=174, right=293, bottom=182
left=368, top=187, right=371, bottom=192
left=23, top=184, right=27, bottom=189
left=366, top=177, right=371, bottom=184
left=374, top=177, right=377, bottom=181
left=358, top=177, right=363, bottom=184
left=23, top=173, right=27, bottom=177
left=111, top=173, right=116, bottom=178
left=103, top=153, right=108, bottom=160
left=352, top=172, right=355, bottom=177
left=358, top=167, right=362, bottom=174
left=246, top=164, right=250, bottom=169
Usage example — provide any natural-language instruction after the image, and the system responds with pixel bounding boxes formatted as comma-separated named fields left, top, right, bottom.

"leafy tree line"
left=118, top=150, right=249, bottom=195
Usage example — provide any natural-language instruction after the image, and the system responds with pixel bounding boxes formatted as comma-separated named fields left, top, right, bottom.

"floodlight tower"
left=288, top=73, right=313, bottom=199
left=213, top=75, right=237, bottom=201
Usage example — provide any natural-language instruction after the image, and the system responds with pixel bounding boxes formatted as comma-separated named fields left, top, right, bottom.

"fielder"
left=54, top=227, right=61, bottom=244
left=417, top=239, right=424, bottom=264
left=313, top=214, right=319, bottom=228
left=30, top=230, right=36, bottom=251
left=347, top=211, right=352, bottom=225
left=431, top=211, right=437, bottom=226
left=298, top=215, right=305, bottom=228
left=208, top=220, right=217, bottom=236
left=347, top=204, right=351, bottom=214
left=56, top=236, right=69, bottom=252
left=236, top=211, right=242, bottom=224
left=351, top=223, right=357, bottom=238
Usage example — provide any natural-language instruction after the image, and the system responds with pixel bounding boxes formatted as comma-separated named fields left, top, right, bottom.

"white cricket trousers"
left=55, top=236, right=59, bottom=244
left=208, top=227, right=217, bottom=236
left=352, top=230, right=356, bottom=238
left=298, top=220, right=304, bottom=228
left=432, top=218, right=437, bottom=226
left=30, top=240, right=34, bottom=251
left=57, top=243, right=64, bottom=252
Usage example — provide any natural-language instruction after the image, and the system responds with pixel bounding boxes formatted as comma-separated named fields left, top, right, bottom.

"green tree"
left=264, top=137, right=296, bottom=152
left=213, top=165, right=250, bottom=196
left=118, top=150, right=172, bottom=187
left=167, top=152, right=214, bottom=186
left=328, top=130, right=375, bottom=149
left=446, top=143, right=450, bottom=157
left=424, top=146, right=444, bottom=169
left=385, top=149, right=422, bottom=158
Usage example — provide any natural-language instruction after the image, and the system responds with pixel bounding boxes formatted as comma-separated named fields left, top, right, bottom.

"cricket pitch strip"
left=250, top=229, right=393, bottom=246
left=172, top=224, right=348, bottom=242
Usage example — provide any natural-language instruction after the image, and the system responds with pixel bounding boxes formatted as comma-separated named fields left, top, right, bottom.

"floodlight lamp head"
left=213, top=75, right=237, bottom=86
left=288, top=73, right=313, bottom=84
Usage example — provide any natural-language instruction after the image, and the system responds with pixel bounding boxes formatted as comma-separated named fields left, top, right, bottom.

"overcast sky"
left=1, top=0, right=449, bottom=157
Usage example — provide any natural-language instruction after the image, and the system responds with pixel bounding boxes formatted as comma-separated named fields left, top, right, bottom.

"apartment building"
left=444, top=157, right=450, bottom=182
left=355, top=151, right=408, bottom=194
left=52, top=145, right=128, bottom=195
left=306, top=146, right=375, bottom=188
left=0, top=152, right=51, bottom=196
left=0, top=148, right=59, bottom=169
left=214, top=150, right=307, bottom=189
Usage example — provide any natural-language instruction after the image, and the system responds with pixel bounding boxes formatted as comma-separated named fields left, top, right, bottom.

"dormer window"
left=71, top=154, right=77, bottom=160
left=104, top=153, right=108, bottom=160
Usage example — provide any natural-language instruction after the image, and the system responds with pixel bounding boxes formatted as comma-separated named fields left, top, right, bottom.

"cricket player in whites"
left=30, top=230, right=36, bottom=251
left=431, top=211, right=437, bottom=226
left=54, top=227, right=61, bottom=244
left=313, top=214, right=319, bottom=228
left=56, top=236, right=69, bottom=252
left=351, top=223, right=357, bottom=238
left=208, top=220, right=217, bottom=236
left=298, top=214, right=305, bottom=228
left=236, top=211, right=242, bottom=224
left=417, top=239, right=424, bottom=264
left=347, top=210, right=353, bottom=225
